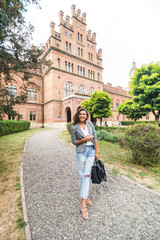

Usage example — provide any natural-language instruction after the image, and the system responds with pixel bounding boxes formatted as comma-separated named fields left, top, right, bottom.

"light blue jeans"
left=77, top=145, right=95, bottom=199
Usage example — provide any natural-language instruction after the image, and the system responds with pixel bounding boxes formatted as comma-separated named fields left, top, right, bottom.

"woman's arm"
left=94, top=140, right=98, bottom=159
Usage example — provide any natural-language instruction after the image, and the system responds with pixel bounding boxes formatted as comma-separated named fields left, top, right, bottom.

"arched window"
left=83, top=68, right=85, bottom=76
left=78, top=84, right=85, bottom=94
left=66, top=41, right=68, bottom=51
left=57, top=58, right=60, bottom=69
left=91, top=54, right=93, bottom=61
left=71, top=63, right=73, bottom=73
left=81, top=49, right=83, bottom=57
left=78, top=48, right=80, bottom=56
left=69, top=43, right=71, bottom=52
left=77, top=66, right=79, bottom=74
left=28, top=88, right=30, bottom=99
left=78, top=32, right=80, bottom=41
left=31, top=88, right=34, bottom=100
left=116, top=100, right=119, bottom=109
left=91, top=71, right=93, bottom=79
left=98, top=73, right=100, bottom=81
left=89, top=87, right=95, bottom=95
left=65, top=61, right=67, bottom=71
left=80, top=34, right=82, bottom=43
left=14, top=86, right=17, bottom=98
left=93, top=71, right=95, bottom=80
left=111, top=99, right=113, bottom=110
left=65, top=82, right=73, bottom=96
left=88, top=53, right=90, bottom=60
left=68, top=62, right=70, bottom=72
left=88, top=70, right=90, bottom=78
left=80, top=67, right=82, bottom=76
left=9, top=85, right=13, bottom=96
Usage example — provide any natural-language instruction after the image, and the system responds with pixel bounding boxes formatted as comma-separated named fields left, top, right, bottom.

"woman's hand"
left=84, top=135, right=93, bottom=142
left=95, top=152, right=98, bottom=160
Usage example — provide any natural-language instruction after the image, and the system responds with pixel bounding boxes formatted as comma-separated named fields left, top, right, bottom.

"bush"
left=95, top=126, right=125, bottom=132
left=122, top=123, right=160, bottom=166
left=66, top=122, right=73, bottom=134
left=121, top=120, right=160, bottom=126
left=0, top=120, right=30, bottom=136
left=96, top=130, right=118, bottom=143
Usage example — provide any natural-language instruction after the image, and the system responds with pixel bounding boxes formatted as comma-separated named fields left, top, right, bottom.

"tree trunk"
left=100, top=118, right=102, bottom=126
left=155, top=115, right=159, bottom=126
left=134, top=119, right=136, bottom=125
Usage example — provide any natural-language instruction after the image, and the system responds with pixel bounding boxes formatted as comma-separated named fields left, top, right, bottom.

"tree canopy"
left=118, top=99, right=149, bottom=123
left=81, top=90, right=112, bottom=125
left=0, top=0, right=50, bottom=120
left=130, top=62, right=160, bottom=125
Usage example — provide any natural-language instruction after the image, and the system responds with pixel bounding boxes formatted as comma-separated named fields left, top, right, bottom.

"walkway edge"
left=20, top=138, right=32, bottom=240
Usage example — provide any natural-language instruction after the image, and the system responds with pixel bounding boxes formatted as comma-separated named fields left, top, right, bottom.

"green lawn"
left=59, top=130, right=160, bottom=193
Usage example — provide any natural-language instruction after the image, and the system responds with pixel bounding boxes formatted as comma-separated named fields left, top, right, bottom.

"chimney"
left=92, top=32, right=96, bottom=42
left=65, top=15, right=70, bottom=24
left=71, top=4, right=76, bottom=16
left=82, top=12, right=86, bottom=23
left=77, top=9, right=81, bottom=18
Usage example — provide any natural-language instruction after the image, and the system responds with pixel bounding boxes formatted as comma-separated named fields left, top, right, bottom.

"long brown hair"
left=73, top=108, right=89, bottom=125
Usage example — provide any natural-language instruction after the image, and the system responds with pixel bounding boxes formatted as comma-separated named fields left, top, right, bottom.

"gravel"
left=23, top=129, right=160, bottom=240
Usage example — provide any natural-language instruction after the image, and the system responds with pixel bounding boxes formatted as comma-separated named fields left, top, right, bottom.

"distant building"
left=8, top=5, right=132, bottom=127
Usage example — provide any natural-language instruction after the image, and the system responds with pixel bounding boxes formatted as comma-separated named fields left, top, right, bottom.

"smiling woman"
left=71, top=108, right=98, bottom=220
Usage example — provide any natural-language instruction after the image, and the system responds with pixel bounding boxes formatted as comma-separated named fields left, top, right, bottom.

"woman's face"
left=79, top=110, right=87, bottom=122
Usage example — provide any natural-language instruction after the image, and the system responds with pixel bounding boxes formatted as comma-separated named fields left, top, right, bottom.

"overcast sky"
left=26, top=0, right=160, bottom=88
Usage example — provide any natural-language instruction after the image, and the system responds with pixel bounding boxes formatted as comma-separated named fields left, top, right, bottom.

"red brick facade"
left=8, top=5, right=154, bottom=127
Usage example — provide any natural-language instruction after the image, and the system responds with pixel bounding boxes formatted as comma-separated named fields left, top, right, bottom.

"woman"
left=71, top=108, right=98, bottom=220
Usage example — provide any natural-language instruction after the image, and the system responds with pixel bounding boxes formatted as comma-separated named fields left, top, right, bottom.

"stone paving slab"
left=23, top=130, right=160, bottom=240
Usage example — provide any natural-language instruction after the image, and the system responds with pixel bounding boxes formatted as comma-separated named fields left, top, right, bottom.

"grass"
left=59, top=130, right=160, bottom=194
left=0, top=128, right=47, bottom=240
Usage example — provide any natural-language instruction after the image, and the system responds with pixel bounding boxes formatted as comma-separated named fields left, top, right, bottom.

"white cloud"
left=25, top=0, right=160, bottom=88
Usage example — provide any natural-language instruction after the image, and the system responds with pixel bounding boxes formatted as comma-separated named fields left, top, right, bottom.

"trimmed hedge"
left=121, top=120, right=160, bottom=126
left=95, top=126, right=126, bottom=132
left=0, top=120, right=30, bottom=136
left=66, top=122, right=73, bottom=134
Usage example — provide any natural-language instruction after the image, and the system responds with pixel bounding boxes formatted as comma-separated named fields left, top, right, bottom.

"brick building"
left=12, top=5, right=133, bottom=128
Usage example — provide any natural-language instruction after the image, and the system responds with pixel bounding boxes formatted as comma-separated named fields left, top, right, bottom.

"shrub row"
left=0, top=120, right=30, bottom=136
left=96, top=130, right=118, bottom=143
left=121, top=120, right=160, bottom=126
left=95, top=126, right=125, bottom=132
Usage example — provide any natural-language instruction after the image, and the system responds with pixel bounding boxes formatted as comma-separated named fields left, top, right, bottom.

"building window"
left=30, top=111, right=36, bottom=121
left=91, top=54, right=93, bottom=61
left=27, top=88, right=37, bottom=101
left=78, top=84, right=85, bottom=94
left=146, top=115, right=149, bottom=120
left=78, top=48, right=80, bottom=56
left=88, top=70, right=90, bottom=78
left=5, top=85, right=17, bottom=98
left=57, top=58, right=60, bottom=69
left=81, top=49, right=83, bottom=57
left=66, top=41, right=68, bottom=51
left=78, top=32, right=80, bottom=41
left=71, top=63, right=73, bottom=73
left=91, top=71, right=93, bottom=79
left=83, top=68, right=85, bottom=77
left=69, top=43, right=71, bottom=52
left=98, top=73, right=100, bottom=81
left=93, top=71, right=95, bottom=80
left=89, top=87, right=95, bottom=95
left=116, top=100, right=119, bottom=110
left=77, top=66, right=79, bottom=74
left=68, top=62, right=70, bottom=72
left=80, top=34, right=82, bottom=43
left=65, top=82, right=73, bottom=96
left=80, top=67, right=82, bottom=76
left=65, top=61, right=67, bottom=71
left=88, top=53, right=90, bottom=60
left=56, top=44, right=59, bottom=47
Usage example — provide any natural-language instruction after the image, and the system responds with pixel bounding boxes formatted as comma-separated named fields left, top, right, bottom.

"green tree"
left=81, top=90, right=112, bottom=126
left=0, top=0, right=50, bottom=119
left=118, top=99, right=149, bottom=124
left=130, top=62, right=160, bottom=125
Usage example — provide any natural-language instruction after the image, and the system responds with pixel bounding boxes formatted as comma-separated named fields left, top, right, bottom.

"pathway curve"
left=23, top=130, right=160, bottom=240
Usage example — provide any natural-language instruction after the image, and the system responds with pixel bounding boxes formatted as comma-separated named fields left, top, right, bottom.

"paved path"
left=23, top=130, right=160, bottom=240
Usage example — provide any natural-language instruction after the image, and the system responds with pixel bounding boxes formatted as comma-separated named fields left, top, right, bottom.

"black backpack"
left=91, top=159, right=107, bottom=184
